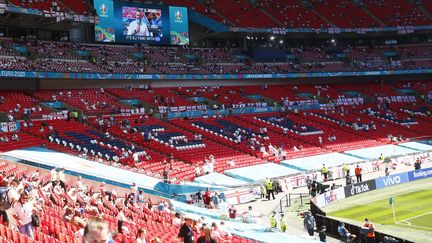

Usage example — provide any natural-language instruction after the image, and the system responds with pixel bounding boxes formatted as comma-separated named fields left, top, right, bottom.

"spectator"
left=136, top=228, right=147, bottom=243
left=178, top=216, right=194, bottom=243
left=58, top=168, right=66, bottom=189
left=117, top=208, right=129, bottom=234
left=196, top=227, right=217, bottom=243
left=338, top=222, right=356, bottom=242
left=12, top=192, right=35, bottom=238
left=71, top=208, right=87, bottom=229
left=245, top=206, right=256, bottom=224
left=228, top=205, right=237, bottom=219
left=82, top=217, right=110, bottom=243
left=172, top=212, right=182, bottom=227
left=0, top=179, right=20, bottom=227
left=150, top=237, right=161, bottom=243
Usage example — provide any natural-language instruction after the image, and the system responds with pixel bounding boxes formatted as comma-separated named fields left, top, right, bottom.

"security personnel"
left=265, top=178, right=275, bottom=200
left=269, top=211, right=277, bottom=230
left=343, top=163, right=349, bottom=177
left=379, top=153, right=384, bottom=161
left=280, top=213, right=288, bottom=232
left=322, top=164, right=328, bottom=181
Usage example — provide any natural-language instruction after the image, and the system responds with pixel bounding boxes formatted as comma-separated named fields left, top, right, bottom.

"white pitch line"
left=401, top=212, right=432, bottom=222
left=395, top=212, right=432, bottom=230
left=396, top=221, right=432, bottom=230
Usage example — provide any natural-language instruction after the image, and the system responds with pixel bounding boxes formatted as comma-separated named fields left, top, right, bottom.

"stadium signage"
left=408, top=167, right=432, bottom=181
left=315, top=187, right=345, bottom=208
left=375, top=173, right=409, bottom=189
left=0, top=70, right=26, bottom=78
left=344, top=180, right=376, bottom=198
left=0, top=69, right=431, bottom=80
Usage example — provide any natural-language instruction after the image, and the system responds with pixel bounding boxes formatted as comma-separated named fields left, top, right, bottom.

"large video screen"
left=94, top=0, right=189, bottom=45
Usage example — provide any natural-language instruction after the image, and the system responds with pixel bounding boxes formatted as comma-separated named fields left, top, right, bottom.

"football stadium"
left=0, top=0, right=431, bottom=243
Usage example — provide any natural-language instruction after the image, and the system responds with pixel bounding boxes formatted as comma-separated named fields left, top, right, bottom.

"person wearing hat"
left=269, top=211, right=277, bottom=230
left=318, top=226, right=326, bottom=242
left=363, top=218, right=375, bottom=243
left=279, top=213, right=287, bottom=233
left=178, top=216, right=194, bottom=243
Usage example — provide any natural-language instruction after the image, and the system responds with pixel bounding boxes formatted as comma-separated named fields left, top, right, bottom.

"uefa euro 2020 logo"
left=175, top=11, right=183, bottom=23
left=99, top=4, right=108, bottom=16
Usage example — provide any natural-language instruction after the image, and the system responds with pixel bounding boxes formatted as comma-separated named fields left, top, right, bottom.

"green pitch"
left=324, top=177, right=432, bottom=242
left=329, top=189, right=432, bottom=231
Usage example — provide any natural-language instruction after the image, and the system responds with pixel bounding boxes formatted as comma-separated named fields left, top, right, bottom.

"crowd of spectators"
left=0, top=38, right=431, bottom=75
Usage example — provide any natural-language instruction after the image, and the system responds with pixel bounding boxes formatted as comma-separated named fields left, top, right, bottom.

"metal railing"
left=279, top=192, right=310, bottom=213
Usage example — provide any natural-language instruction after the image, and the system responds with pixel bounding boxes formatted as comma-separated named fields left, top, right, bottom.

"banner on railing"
left=0, top=122, right=20, bottom=133
left=0, top=69, right=431, bottom=80
left=222, top=187, right=260, bottom=205
left=377, top=95, right=416, bottom=103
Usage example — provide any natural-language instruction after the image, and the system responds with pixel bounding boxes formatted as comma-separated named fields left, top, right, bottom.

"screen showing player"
left=122, top=7, right=162, bottom=42
left=95, top=0, right=188, bottom=45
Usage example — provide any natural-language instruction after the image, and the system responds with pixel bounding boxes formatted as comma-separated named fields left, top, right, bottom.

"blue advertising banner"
left=408, top=167, right=432, bottom=181
left=375, top=173, right=409, bottom=189
left=0, top=69, right=431, bottom=80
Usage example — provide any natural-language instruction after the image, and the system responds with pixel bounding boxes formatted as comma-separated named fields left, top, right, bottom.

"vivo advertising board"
left=375, top=173, right=409, bottom=189
left=408, top=167, right=432, bottom=181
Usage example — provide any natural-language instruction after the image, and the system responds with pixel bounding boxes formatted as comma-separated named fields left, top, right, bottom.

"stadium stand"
left=0, top=1, right=432, bottom=242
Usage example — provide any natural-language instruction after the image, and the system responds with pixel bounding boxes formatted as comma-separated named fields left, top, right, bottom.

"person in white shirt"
left=57, top=168, right=66, bottom=189
left=136, top=228, right=147, bottom=243
left=202, top=163, right=209, bottom=175
left=50, top=167, right=57, bottom=185
left=194, top=165, right=201, bottom=177
left=13, top=192, right=35, bottom=238
left=127, top=10, right=149, bottom=36
left=208, top=161, right=214, bottom=174
left=246, top=206, right=256, bottom=224
left=117, top=208, right=130, bottom=234
left=131, top=182, right=138, bottom=204
left=172, top=213, right=182, bottom=226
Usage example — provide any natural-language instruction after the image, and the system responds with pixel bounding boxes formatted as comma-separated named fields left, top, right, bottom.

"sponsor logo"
left=344, top=180, right=376, bottom=198
left=375, top=173, right=409, bottom=189
left=136, top=74, right=153, bottom=79
left=409, top=167, right=432, bottom=181
left=244, top=74, right=273, bottom=79
left=324, top=190, right=337, bottom=205
left=315, top=187, right=345, bottom=208
left=99, top=4, right=108, bottom=17
left=0, top=71, right=26, bottom=77
left=174, top=11, right=183, bottom=23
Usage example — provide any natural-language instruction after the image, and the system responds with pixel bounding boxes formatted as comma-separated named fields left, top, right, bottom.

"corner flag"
left=389, top=196, right=394, bottom=205
left=389, top=196, right=396, bottom=223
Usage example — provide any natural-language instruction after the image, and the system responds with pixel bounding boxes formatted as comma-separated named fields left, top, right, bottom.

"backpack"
left=0, top=187, right=12, bottom=211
